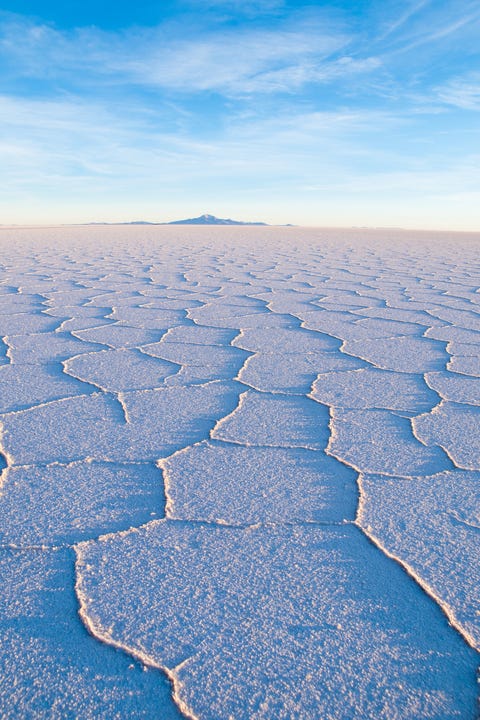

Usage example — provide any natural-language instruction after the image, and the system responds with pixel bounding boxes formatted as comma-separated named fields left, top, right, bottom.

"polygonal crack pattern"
left=0, top=226, right=479, bottom=720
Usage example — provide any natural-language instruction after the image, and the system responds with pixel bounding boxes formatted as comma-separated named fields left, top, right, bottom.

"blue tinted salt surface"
left=0, top=226, right=478, bottom=719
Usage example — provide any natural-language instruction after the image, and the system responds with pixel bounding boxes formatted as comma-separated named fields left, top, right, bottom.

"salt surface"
left=0, top=226, right=479, bottom=719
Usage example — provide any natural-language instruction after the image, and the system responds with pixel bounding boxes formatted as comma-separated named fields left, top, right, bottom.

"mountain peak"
left=168, top=213, right=267, bottom=226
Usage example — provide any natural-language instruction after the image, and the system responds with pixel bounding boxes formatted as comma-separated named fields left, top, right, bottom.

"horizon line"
left=1, top=223, right=480, bottom=234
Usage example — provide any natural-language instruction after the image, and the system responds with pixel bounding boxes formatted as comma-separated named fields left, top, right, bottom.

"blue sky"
left=1, top=0, right=479, bottom=228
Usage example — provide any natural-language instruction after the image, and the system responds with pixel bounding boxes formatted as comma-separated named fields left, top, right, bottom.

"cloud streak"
left=375, top=0, right=431, bottom=42
left=436, top=74, right=480, bottom=111
left=0, top=12, right=368, bottom=96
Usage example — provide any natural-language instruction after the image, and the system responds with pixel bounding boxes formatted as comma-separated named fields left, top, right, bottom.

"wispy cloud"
left=375, top=0, right=480, bottom=56
left=435, top=74, right=480, bottom=110
left=396, top=10, right=480, bottom=53
left=0, top=12, right=381, bottom=96
left=0, top=91, right=400, bottom=195
left=375, top=0, right=431, bottom=42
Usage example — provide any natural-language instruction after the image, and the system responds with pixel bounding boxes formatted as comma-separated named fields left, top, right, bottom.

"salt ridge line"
left=63, top=348, right=182, bottom=390
left=424, top=371, right=480, bottom=405
left=74, top=571, right=200, bottom=720
left=356, top=474, right=479, bottom=651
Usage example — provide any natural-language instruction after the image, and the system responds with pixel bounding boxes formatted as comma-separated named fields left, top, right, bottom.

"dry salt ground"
left=0, top=226, right=479, bottom=719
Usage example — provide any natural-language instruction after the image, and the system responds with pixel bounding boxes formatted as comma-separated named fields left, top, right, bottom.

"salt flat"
left=0, top=226, right=479, bottom=719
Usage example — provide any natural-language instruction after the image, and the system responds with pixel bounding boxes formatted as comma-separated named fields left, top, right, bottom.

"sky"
left=1, top=0, right=480, bottom=228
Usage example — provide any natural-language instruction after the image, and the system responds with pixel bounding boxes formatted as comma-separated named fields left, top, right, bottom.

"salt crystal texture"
left=0, top=226, right=478, bottom=719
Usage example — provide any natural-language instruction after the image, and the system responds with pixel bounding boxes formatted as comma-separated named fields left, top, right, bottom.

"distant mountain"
left=84, top=221, right=156, bottom=225
left=83, top=214, right=270, bottom=226
left=167, top=214, right=268, bottom=226
left=124, top=221, right=156, bottom=225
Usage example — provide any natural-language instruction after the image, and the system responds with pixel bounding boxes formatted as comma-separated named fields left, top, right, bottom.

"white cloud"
left=436, top=74, right=480, bottom=111
left=0, top=92, right=396, bottom=195
left=0, top=12, right=381, bottom=96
